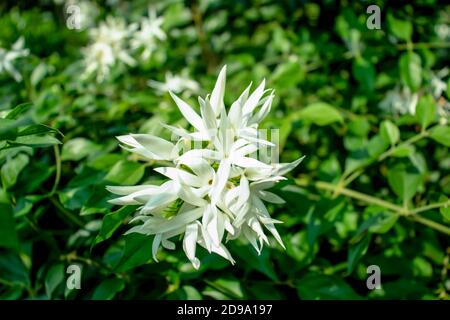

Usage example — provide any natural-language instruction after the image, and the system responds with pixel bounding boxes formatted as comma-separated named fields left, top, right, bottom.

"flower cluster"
left=82, top=9, right=165, bottom=82
left=107, top=66, right=304, bottom=269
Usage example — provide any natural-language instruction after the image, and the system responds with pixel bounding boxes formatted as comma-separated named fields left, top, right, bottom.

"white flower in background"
left=0, top=37, right=29, bottom=82
left=148, top=71, right=200, bottom=96
left=107, top=66, right=304, bottom=269
left=430, top=67, right=448, bottom=99
left=82, top=16, right=136, bottom=82
left=379, top=85, right=418, bottom=115
left=131, top=8, right=166, bottom=60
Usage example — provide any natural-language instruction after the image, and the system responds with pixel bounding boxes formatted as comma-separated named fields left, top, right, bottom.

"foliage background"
left=0, top=0, right=449, bottom=300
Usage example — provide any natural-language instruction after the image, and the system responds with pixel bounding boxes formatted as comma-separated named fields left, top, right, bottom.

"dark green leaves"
left=92, top=278, right=125, bottom=300
left=45, top=264, right=65, bottom=298
left=94, top=206, right=135, bottom=245
left=296, top=273, right=360, bottom=300
left=0, top=190, right=19, bottom=250
left=352, top=57, right=375, bottom=92
left=114, top=234, right=153, bottom=272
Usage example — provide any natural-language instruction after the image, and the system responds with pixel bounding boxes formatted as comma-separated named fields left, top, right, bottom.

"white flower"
left=131, top=8, right=166, bottom=60
left=82, top=16, right=136, bottom=82
left=148, top=71, right=200, bottom=96
left=379, top=85, right=418, bottom=115
left=108, top=66, right=304, bottom=269
left=0, top=37, right=29, bottom=82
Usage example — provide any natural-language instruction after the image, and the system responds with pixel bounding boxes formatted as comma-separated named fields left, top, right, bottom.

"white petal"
left=183, top=222, right=200, bottom=269
left=257, top=190, right=285, bottom=204
left=242, top=79, right=265, bottom=117
left=152, top=233, right=162, bottom=262
left=169, top=91, right=206, bottom=132
left=154, top=167, right=202, bottom=187
left=210, top=65, right=227, bottom=116
left=232, top=156, right=272, bottom=169
left=210, top=159, right=231, bottom=204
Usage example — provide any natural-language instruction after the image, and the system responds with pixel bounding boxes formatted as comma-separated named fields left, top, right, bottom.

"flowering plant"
left=107, top=66, right=304, bottom=268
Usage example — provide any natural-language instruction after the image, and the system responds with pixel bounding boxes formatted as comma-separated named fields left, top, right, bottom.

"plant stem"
left=49, top=196, right=85, bottom=227
left=397, top=42, right=450, bottom=50
left=412, top=200, right=450, bottom=214
left=408, top=215, right=450, bottom=236
left=378, top=130, right=429, bottom=161
left=296, top=179, right=450, bottom=236
left=314, top=180, right=406, bottom=214
left=50, top=145, right=61, bottom=196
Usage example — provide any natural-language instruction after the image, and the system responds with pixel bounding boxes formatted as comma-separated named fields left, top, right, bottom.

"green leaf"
left=297, top=102, right=343, bottom=126
left=0, top=119, right=19, bottom=140
left=391, top=144, right=415, bottom=157
left=9, top=135, right=61, bottom=148
left=415, top=94, right=436, bottom=129
left=94, top=206, right=136, bottom=245
left=5, top=103, right=32, bottom=120
left=387, top=12, right=412, bottom=41
left=30, top=63, right=48, bottom=87
left=387, top=162, right=422, bottom=202
left=439, top=196, right=450, bottom=222
left=45, top=264, right=65, bottom=298
left=114, top=233, right=153, bottom=272
left=352, top=57, right=375, bottom=91
left=347, top=234, right=371, bottom=274
left=61, top=138, right=102, bottom=161
left=380, top=120, right=400, bottom=145
left=429, top=125, right=450, bottom=147
left=206, top=278, right=244, bottom=299
left=296, top=273, right=360, bottom=300
left=1, top=153, right=29, bottom=189
left=104, top=160, right=145, bottom=185
left=399, top=52, right=422, bottom=92
left=367, top=134, right=389, bottom=158
left=18, top=124, right=61, bottom=137
left=0, top=190, right=19, bottom=250
left=91, top=278, right=125, bottom=300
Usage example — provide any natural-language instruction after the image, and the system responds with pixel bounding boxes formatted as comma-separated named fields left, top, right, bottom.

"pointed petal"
left=210, top=65, right=227, bottom=116
left=169, top=91, right=206, bottom=132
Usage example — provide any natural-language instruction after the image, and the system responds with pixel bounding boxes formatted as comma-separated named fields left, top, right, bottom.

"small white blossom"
left=379, top=85, right=418, bottom=115
left=131, top=9, right=166, bottom=60
left=82, top=16, right=137, bottom=82
left=147, top=71, right=200, bottom=96
left=108, top=66, right=304, bottom=269
left=0, top=37, right=29, bottom=82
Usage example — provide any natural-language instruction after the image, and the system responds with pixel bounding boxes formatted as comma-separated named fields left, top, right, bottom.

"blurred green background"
left=0, top=0, right=449, bottom=300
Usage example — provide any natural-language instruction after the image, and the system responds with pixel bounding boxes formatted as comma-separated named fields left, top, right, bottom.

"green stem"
left=412, top=200, right=450, bottom=214
left=397, top=42, right=450, bottom=50
left=314, top=180, right=406, bottom=213
left=378, top=130, right=429, bottom=161
left=408, top=215, right=450, bottom=236
left=49, top=196, right=85, bottom=227
left=49, top=145, right=61, bottom=196
left=296, top=179, right=450, bottom=236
